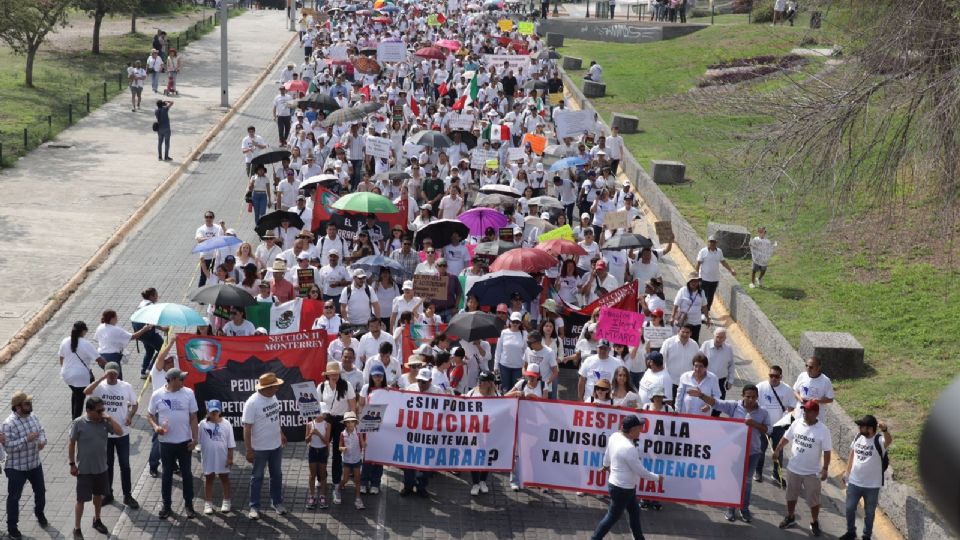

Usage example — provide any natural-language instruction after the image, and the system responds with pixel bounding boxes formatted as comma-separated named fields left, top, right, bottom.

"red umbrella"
left=435, top=39, right=461, bottom=51
left=538, top=239, right=587, bottom=257
left=415, top=46, right=447, bottom=60
left=284, top=79, right=309, bottom=94
left=372, top=16, right=392, bottom=23
left=489, top=248, right=558, bottom=274
left=353, top=57, right=381, bottom=75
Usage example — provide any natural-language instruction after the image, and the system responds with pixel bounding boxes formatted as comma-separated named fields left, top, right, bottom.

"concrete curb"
left=0, top=28, right=298, bottom=366
left=558, top=66, right=954, bottom=540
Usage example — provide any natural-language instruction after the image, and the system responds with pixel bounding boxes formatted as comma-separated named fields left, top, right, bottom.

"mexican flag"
left=245, top=298, right=326, bottom=335
left=465, top=70, right=479, bottom=106
left=482, top=122, right=511, bottom=142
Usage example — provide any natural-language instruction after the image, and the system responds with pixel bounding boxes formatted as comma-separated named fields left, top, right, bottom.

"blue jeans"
left=149, top=431, right=161, bottom=473
left=157, top=128, right=171, bottom=159
left=741, top=453, right=762, bottom=511
left=160, top=441, right=194, bottom=509
left=252, top=191, right=268, bottom=223
left=361, top=463, right=383, bottom=488
left=499, top=366, right=522, bottom=395
left=5, top=466, right=45, bottom=532
left=591, top=483, right=645, bottom=540
left=402, top=468, right=430, bottom=491
left=250, top=447, right=283, bottom=509
left=846, top=483, right=880, bottom=539
left=150, top=71, right=159, bottom=92
left=107, top=435, right=133, bottom=498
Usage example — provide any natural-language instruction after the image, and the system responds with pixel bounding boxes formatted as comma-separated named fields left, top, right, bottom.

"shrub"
left=751, top=0, right=774, bottom=23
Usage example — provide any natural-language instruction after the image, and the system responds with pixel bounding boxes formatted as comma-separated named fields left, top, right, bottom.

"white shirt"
left=222, top=320, right=256, bottom=337
left=312, top=314, right=341, bottom=335
left=495, top=329, right=527, bottom=369
left=783, top=419, right=833, bottom=476
left=241, top=392, right=282, bottom=451
left=578, top=355, right=623, bottom=400
left=442, top=243, right=470, bottom=276
left=631, top=250, right=664, bottom=285
left=357, top=331, right=395, bottom=368
left=749, top=236, right=775, bottom=266
left=363, top=357, right=402, bottom=387
left=672, top=287, right=706, bottom=325
left=699, top=339, right=735, bottom=382
left=603, top=431, right=659, bottom=489
left=792, top=372, right=835, bottom=414
left=318, top=380, right=356, bottom=416
left=756, top=380, right=797, bottom=423
left=392, top=295, right=422, bottom=320
left=326, top=338, right=360, bottom=364
left=524, top=347, right=558, bottom=391
left=242, top=134, right=266, bottom=163
left=195, top=223, right=223, bottom=244
left=147, top=386, right=198, bottom=444
left=675, top=371, right=721, bottom=416
left=60, top=337, right=100, bottom=387
left=91, top=380, right=137, bottom=437
left=659, top=335, right=700, bottom=383
left=848, top=434, right=888, bottom=488
left=636, top=369, right=673, bottom=406
left=696, top=247, right=725, bottom=282
left=340, top=284, right=379, bottom=324
left=198, top=418, right=236, bottom=474
left=94, top=324, right=132, bottom=355
left=274, top=94, right=293, bottom=116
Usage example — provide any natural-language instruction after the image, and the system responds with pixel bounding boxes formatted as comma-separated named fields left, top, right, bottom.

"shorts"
left=129, top=86, right=142, bottom=96
left=343, top=461, right=362, bottom=473
left=751, top=263, right=767, bottom=273
left=308, top=446, right=329, bottom=464
left=77, top=471, right=110, bottom=502
left=785, top=470, right=821, bottom=507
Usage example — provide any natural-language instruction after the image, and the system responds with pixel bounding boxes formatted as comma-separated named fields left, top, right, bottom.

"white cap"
left=540, top=212, right=550, bottom=220
left=416, top=367, right=433, bottom=382
left=297, top=252, right=311, bottom=260
left=524, top=363, right=541, bottom=376
left=402, top=280, right=414, bottom=290
left=509, top=312, right=523, bottom=322
left=352, top=268, right=367, bottom=278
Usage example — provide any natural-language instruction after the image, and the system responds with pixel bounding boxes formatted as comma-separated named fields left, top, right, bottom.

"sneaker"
left=8, top=529, right=23, bottom=540
left=247, top=508, right=260, bottom=520
left=810, top=521, right=822, bottom=537
left=370, top=486, right=380, bottom=495
left=37, top=513, right=49, bottom=528
left=123, top=495, right=140, bottom=509
left=149, top=469, right=160, bottom=478
left=360, top=485, right=368, bottom=494
left=651, top=502, right=663, bottom=511
left=140, top=372, right=148, bottom=379
left=355, top=499, right=365, bottom=510
left=510, top=483, right=520, bottom=491
left=306, top=497, right=317, bottom=510
left=749, top=282, right=756, bottom=289
left=318, top=496, right=329, bottom=509
left=470, top=484, right=481, bottom=496
left=220, top=500, right=231, bottom=513
left=333, top=487, right=342, bottom=504
left=575, top=491, right=584, bottom=496
left=640, top=501, right=652, bottom=510
left=778, top=515, right=796, bottom=529
left=184, top=506, right=197, bottom=519
left=724, top=508, right=736, bottom=522
left=158, top=507, right=172, bottom=519
left=73, top=529, right=84, bottom=540
left=754, top=472, right=763, bottom=483
left=204, top=502, right=214, bottom=515
left=740, top=509, right=753, bottom=523
left=272, top=503, right=287, bottom=515
left=399, top=487, right=414, bottom=497
left=838, top=533, right=857, bottom=540
left=92, top=519, right=108, bottom=534
left=479, top=481, right=489, bottom=494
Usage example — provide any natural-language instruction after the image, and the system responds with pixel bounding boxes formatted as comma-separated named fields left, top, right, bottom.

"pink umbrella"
left=435, top=39, right=462, bottom=51
left=415, top=46, right=447, bottom=60
left=284, top=79, right=308, bottom=94
left=489, top=248, right=558, bottom=274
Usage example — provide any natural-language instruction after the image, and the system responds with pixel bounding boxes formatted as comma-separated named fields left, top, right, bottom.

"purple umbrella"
left=458, top=207, right=509, bottom=236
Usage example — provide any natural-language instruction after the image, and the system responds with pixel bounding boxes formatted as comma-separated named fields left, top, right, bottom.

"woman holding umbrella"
left=94, top=310, right=156, bottom=381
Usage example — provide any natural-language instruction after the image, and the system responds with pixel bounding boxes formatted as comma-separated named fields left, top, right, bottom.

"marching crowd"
left=2, top=1, right=890, bottom=539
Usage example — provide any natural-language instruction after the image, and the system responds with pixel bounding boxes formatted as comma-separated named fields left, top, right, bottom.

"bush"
left=731, top=0, right=752, bottom=14
left=751, top=0, right=774, bottom=23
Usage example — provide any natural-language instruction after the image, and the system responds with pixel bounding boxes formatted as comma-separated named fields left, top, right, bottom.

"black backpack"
left=859, top=434, right=889, bottom=485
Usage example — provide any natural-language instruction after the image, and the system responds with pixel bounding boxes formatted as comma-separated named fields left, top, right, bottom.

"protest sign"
left=497, top=19, right=514, bottom=32
left=291, top=381, right=322, bottom=418
left=377, top=41, right=408, bottom=63
left=642, top=326, right=674, bottom=349
left=632, top=218, right=646, bottom=235
left=515, top=400, right=751, bottom=506
left=538, top=224, right=574, bottom=242
left=605, top=210, right=628, bottom=231
left=328, top=44, right=349, bottom=60
left=553, top=109, right=593, bottom=139
left=177, top=331, right=329, bottom=442
left=359, top=403, right=388, bottom=433
left=507, top=147, right=526, bottom=163
left=595, top=307, right=644, bottom=347
left=547, top=92, right=563, bottom=106
left=485, top=158, right=499, bottom=170
left=448, top=113, right=474, bottom=131
left=470, top=148, right=499, bottom=169
left=482, top=54, right=532, bottom=71
left=523, top=133, right=547, bottom=155
left=518, top=21, right=534, bottom=35
left=413, top=274, right=449, bottom=302
left=365, top=135, right=392, bottom=159
left=655, top=220, right=674, bottom=243
left=296, top=268, right=315, bottom=297
left=559, top=280, right=639, bottom=356
left=365, top=389, right=518, bottom=471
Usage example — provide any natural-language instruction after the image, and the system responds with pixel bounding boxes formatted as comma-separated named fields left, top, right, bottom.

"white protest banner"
left=358, top=403, right=388, bottom=433
left=448, top=113, right=474, bottom=131
left=365, top=135, right=392, bottom=159
left=470, top=148, right=499, bottom=169
left=507, top=147, right=525, bottom=163
left=328, top=44, right=349, bottom=61
left=482, top=54, right=532, bottom=71
left=365, top=389, right=518, bottom=471
left=553, top=109, right=594, bottom=139
left=515, top=400, right=751, bottom=507
left=291, top=381, right=322, bottom=418
left=376, top=41, right=408, bottom=63
left=642, top=326, right=673, bottom=349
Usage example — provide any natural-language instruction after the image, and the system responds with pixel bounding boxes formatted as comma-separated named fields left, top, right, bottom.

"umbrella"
left=527, top=195, right=564, bottom=210
left=474, top=240, right=516, bottom=256
left=523, top=79, right=549, bottom=91
left=458, top=207, right=509, bottom=236
left=353, top=57, right=382, bottom=75
left=474, top=193, right=518, bottom=208
left=353, top=254, right=408, bottom=279
left=446, top=311, right=501, bottom=341
left=524, top=215, right=556, bottom=232
left=549, top=156, right=588, bottom=172
left=284, top=79, right=309, bottom=94
left=254, top=210, right=305, bottom=237
left=300, top=173, right=341, bottom=189
left=326, top=6, right=342, bottom=12
left=410, top=129, right=452, bottom=149
left=479, top=184, right=521, bottom=197
left=539, top=50, right=561, bottom=60
left=343, top=4, right=358, bottom=11
left=379, top=5, right=401, bottom=13
left=192, top=235, right=243, bottom=255
left=489, top=247, right=557, bottom=273
left=371, top=16, right=392, bottom=23
left=131, top=302, right=207, bottom=327
left=538, top=239, right=587, bottom=256
left=190, top=284, right=258, bottom=307
left=357, top=9, right=374, bottom=15
left=435, top=39, right=461, bottom=51
left=250, top=148, right=291, bottom=167
left=602, top=233, right=654, bottom=251
left=356, top=101, right=383, bottom=114
left=372, top=171, right=411, bottom=182
left=469, top=270, right=542, bottom=306
left=296, top=93, right=341, bottom=111
left=413, top=219, right=470, bottom=249
left=415, top=46, right=447, bottom=60
left=332, top=192, right=398, bottom=213
left=484, top=0, right=503, bottom=10
left=322, top=105, right=372, bottom=127
left=359, top=47, right=378, bottom=56
left=449, top=129, right=478, bottom=149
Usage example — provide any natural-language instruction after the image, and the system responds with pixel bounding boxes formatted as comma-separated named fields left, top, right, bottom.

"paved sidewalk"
left=0, top=9, right=293, bottom=351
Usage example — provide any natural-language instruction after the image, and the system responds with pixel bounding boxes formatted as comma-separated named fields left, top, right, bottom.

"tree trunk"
left=25, top=47, right=37, bottom=88
left=92, top=11, right=105, bottom=54
left=131, top=10, right=137, bottom=34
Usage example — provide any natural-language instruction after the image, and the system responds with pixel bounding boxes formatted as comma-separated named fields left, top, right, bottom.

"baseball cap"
left=206, top=400, right=223, bottom=412
left=165, top=368, right=187, bottom=381
left=509, top=312, right=523, bottom=322
left=370, top=364, right=386, bottom=377
left=479, top=370, right=496, bottom=382
left=801, top=400, right=820, bottom=413
left=651, top=308, right=664, bottom=318
left=855, top=415, right=878, bottom=429
left=104, top=362, right=121, bottom=374
left=708, top=235, right=717, bottom=242
left=402, top=280, right=414, bottom=290
left=416, top=367, right=433, bottom=382
left=598, top=339, right=611, bottom=348
left=524, top=363, right=541, bottom=378
left=352, top=268, right=367, bottom=278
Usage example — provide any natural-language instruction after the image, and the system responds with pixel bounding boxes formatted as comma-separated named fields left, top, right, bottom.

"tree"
left=78, top=0, right=135, bottom=53
left=0, top=0, right=72, bottom=88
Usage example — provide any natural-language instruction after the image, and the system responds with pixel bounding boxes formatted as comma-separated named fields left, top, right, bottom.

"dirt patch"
left=44, top=10, right=211, bottom=52
left=698, top=54, right=807, bottom=88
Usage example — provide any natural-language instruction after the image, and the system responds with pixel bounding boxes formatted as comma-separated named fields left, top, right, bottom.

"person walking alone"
left=155, top=100, right=173, bottom=161
left=2, top=392, right=49, bottom=540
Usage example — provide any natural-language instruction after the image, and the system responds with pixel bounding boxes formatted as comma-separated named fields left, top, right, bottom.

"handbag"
left=244, top=190, right=253, bottom=204
left=152, top=122, right=159, bottom=132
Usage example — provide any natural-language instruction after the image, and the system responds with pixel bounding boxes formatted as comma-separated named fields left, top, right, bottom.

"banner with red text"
left=515, top=399, right=751, bottom=507
left=364, top=389, right=518, bottom=471
left=176, top=331, right=330, bottom=442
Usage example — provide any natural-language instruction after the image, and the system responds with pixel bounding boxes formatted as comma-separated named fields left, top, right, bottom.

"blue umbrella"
left=468, top=270, right=542, bottom=307
left=549, top=156, right=587, bottom=172
left=353, top=254, right=408, bottom=279
left=379, top=5, right=401, bottom=13
left=191, top=235, right=242, bottom=254
left=131, top=302, right=207, bottom=327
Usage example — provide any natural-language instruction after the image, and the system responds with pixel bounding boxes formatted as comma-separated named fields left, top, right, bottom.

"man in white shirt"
left=442, top=232, right=470, bottom=276
left=695, top=236, right=736, bottom=319
left=241, top=126, right=267, bottom=176
left=195, top=211, right=223, bottom=287
left=792, top=356, right=835, bottom=415
left=146, top=49, right=164, bottom=93
left=774, top=401, right=832, bottom=537
left=606, top=126, right=625, bottom=174
left=273, top=86, right=294, bottom=147
left=659, top=324, right=700, bottom=398
left=276, top=171, right=301, bottom=209
left=636, top=351, right=673, bottom=406
left=700, top=327, right=735, bottom=408
left=83, top=363, right=139, bottom=509
left=242, top=373, right=287, bottom=519
left=585, top=60, right=603, bottom=83
left=578, top=259, right=619, bottom=304
left=756, top=364, right=797, bottom=483
left=316, top=223, right=349, bottom=266
left=146, top=368, right=198, bottom=519
left=319, top=251, right=350, bottom=310
left=356, top=318, right=395, bottom=369
left=841, top=415, right=892, bottom=540
left=749, top=226, right=776, bottom=289
left=577, top=340, right=623, bottom=401
left=340, top=269, right=380, bottom=325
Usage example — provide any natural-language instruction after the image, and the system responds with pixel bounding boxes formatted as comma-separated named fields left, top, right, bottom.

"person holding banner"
left=319, top=362, right=356, bottom=503
left=242, top=373, right=287, bottom=520
left=465, top=370, right=499, bottom=496
left=675, top=354, right=722, bottom=417
left=399, top=368, right=443, bottom=498
left=578, top=340, right=623, bottom=402
left=591, top=415, right=663, bottom=540
left=523, top=331, right=559, bottom=399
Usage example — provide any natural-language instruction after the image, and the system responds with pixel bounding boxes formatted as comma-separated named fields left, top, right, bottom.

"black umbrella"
left=250, top=148, right=292, bottom=167
left=474, top=240, right=517, bottom=256
left=446, top=311, right=501, bottom=341
left=469, top=270, right=541, bottom=306
left=479, top=184, right=521, bottom=197
left=321, top=105, right=372, bottom=127
left=297, top=93, right=341, bottom=111
left=356, top=101, right=382, bottom=114
left=523, top=79, right=549, bottom=91
left=601, top=232, right=653, bottom=251
left=254, top=210, right=306, bottom=237
left=474, top=193, right=518, bottom=208
left=410, top=129, right=453, bottom=149
left=191, top=284, right=257, bottom=307
left=413, top=219, right=470, bottom=249
left=449, top=129, right=478, bottom=149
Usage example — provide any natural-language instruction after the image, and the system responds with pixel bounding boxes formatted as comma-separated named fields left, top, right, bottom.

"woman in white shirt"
left=495, top=314, right=527, bottom=394
left=373, top=268, right=401, bottom=328
left=247, top=165, right=273, bottom=224
left=95, top=309, right=153, bottom=381
left=610, top=366, right=640, bottom=408
left=317, top=362, right=356, bottom=489
left=555, top=259, right=581, bottom=306
left=61, top=321, right=106, bottom=421
left=438, top=185, right=465, bottom=219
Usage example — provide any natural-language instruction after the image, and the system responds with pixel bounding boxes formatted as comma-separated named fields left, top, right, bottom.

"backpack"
left=858, top=434, right=889, bottom=485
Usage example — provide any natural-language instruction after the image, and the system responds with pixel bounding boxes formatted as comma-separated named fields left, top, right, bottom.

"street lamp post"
left=220, top=0, right=229, bottom=107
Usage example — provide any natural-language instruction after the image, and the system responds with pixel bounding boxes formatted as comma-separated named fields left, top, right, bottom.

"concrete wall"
left=538, top=19, right=707, bottom=44
left=558, top=67, right=956, bottom=540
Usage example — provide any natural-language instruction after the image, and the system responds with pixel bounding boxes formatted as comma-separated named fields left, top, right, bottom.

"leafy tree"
left=0, top=0, right=72, bottom=88
left=78, top=0, right=136, bottom=53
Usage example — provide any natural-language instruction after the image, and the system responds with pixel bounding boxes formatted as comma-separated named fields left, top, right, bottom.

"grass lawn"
left=0, top=7, right=243, bottom=166
left=559, top=21, right=960, bottom=490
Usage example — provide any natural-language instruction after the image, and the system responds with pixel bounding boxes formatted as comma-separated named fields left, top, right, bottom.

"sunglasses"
left=437, top=264, right=447, bottom=267
left=204, top=215, right=214, bottom=219
left=324, top=305, right=334, bottom=309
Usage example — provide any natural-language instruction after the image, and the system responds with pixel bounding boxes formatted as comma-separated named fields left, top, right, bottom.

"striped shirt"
left=1, top=413, right=47, bottom=471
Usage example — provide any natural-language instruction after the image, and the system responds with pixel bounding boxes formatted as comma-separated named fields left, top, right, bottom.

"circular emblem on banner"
left=276, top=309, right=296, bottom=330
left=184, top=338, right=222, bottom=373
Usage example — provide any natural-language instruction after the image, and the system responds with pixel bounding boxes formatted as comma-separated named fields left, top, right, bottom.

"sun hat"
left=255, top=372, right=284, bottom=390
left=325, top=362, right=342, bottom=375
left=542, top=299, right=559, bottom=313
left=271, top=260, right=288, bottom=273
left=10, top=391, right=32, bottom=408
left=594, top=378, right=611, bottom=389
left=343, top=411, right=358, bottom=422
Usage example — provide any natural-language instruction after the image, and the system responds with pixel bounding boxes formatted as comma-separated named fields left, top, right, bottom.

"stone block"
left=611, top=113, right=639, bottom=134
left=562, top=56, right=582, bottom=70
left=650, top=160, right=685, bottom=185
left=546, top=33, right=564, bottom=47
left=706, top=222, right=751, bottom=258
left=583, top=80, right=606, bottom=98
left=799, top=332, right=865, bottom=379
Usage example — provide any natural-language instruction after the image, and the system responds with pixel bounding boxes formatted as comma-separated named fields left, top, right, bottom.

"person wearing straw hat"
left=146, top=367, right=198, bottom=520
left=270, top=259, right=297, bottom=303
left=242, top=372, right=287, bottom=520
left=83, top=363, right=140, bottom=509
left=337, top=411, right=366, bottom=510
left=318, top=362, right=356, bottom=505
left=2, top=391, right=49, bottom=540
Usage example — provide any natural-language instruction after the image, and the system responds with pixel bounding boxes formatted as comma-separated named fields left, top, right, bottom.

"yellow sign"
left=548, top=92, right=563, bottom=105
left=538, top=224, right=575, bottom=242
left=498, top=19, right=514, bottom=32
left=485, top=158, right=500, bottom=170
left=518, top=21, right=534, bottom=35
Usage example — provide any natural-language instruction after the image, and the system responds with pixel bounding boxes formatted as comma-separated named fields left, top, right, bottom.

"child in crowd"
left=305, top=403, right=332, bottom=510
left=199, top=400, right=235, bottom=515
left=337, top=411, right=366, bottom=509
